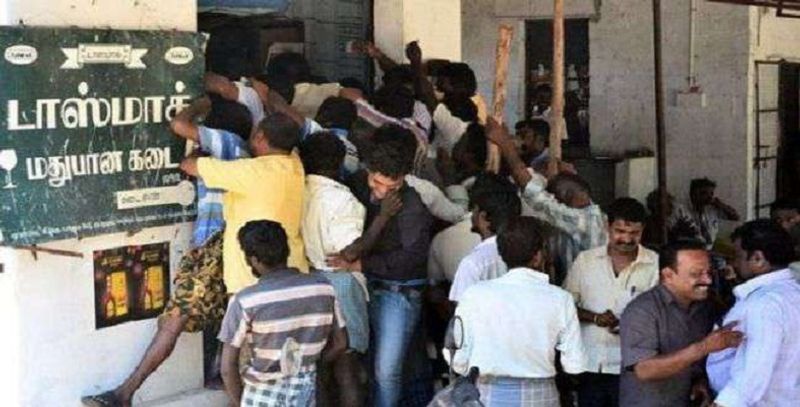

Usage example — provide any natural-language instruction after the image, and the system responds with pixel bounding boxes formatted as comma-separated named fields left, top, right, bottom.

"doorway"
left=753, top=60, right=800, bottom=217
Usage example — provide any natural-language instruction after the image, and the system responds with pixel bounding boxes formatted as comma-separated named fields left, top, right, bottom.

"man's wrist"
left=692, top=341, right=708, bottom=359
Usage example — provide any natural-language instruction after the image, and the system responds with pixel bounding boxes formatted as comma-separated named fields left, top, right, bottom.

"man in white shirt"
left=707, top=220, right=800, bottom=407
left=449, top=173, right=521, bottom=302
left=299, top=132, right=374, bottom=406
left=428, top=216, right=480, bottom=284
left=671, top=178, right=740, bottom=249
left=449, top=217, right=585, bottom=406
left=563, top=198, right=660, bottom=407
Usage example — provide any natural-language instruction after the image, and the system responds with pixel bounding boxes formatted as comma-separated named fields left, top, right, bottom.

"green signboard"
left=0, top=28, right=203, bottom=245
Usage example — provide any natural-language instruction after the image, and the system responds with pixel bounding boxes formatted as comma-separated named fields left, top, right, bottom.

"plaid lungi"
left=476, top=377, right=559, bottom=407
left=161, top=231, right=227, bottom=332
left=242, top=371, right=317, bottom=407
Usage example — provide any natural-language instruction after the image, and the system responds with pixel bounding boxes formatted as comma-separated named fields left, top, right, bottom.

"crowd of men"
left=82, top=41, right=800, bottom=407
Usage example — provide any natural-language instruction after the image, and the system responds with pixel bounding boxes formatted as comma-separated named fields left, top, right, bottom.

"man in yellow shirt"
left=181, top=111, right=308, bottom=294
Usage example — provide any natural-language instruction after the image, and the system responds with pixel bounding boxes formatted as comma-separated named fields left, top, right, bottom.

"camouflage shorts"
left=162, top=232, right=228, bottom=333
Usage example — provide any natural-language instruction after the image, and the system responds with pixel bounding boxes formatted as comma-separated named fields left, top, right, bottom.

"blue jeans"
left=369, top=279, right=425, bottom=407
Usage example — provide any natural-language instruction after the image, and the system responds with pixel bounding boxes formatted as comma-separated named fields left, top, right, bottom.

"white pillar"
left=374, top=0, right=462, bottom=64
left=0, top=1, right=201, bottom=406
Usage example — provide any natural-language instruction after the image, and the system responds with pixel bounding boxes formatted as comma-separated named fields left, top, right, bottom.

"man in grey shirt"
left=619, top=240, right=743, bottom=407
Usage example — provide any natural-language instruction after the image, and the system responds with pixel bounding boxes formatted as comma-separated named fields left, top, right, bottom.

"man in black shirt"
left=345, top=124, right=434, bottom=407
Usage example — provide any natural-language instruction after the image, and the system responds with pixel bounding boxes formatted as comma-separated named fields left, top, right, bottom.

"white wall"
left=375, top=0, right=462, bottom=65
left=0, top=1, right=202, bottom=406
left=462, top=0, right=525, bottom=125
left=0, top=0, right=197, bottom=31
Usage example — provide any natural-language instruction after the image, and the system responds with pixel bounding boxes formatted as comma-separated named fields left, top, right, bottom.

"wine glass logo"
left=0, top=149, right=19, bottom=189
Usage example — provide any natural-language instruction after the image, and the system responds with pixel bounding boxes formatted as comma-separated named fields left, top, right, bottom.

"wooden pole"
left=487, top=24, right=514, bottom=173
left=653, top=0, right=669, bottom=244
left=549, top=0, right=565, bottom=175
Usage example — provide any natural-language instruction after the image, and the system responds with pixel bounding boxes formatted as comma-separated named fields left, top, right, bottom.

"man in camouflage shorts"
left=163, top=231, right=227, bottom=334
left=82, top=77, right=260, bottom=407
left=82, top=231, right=229, bottom=407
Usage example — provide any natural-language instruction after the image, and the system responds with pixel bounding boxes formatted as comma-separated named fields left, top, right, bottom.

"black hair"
left=204, top=94, right=253, bottom=141
left=382, top=65, right=414, bottom=88
left=454, top=123, right=488, bottom=167
left=516, top=119, right=550, bottom=143
left=442, top=95, right=478, bottom=123
left=659, top=239, right=708, bottom=271
left=237, top=220, right=290, bottom=269
left=260, top=73, right=296, bottom=104
left=731, top=219, right=797, bottom=268
left=371, top=123, right=418, bottom=172
left=646, top=189, right=671, bottom=213
left=365, top=124, right=415, bottom=178
left=607, top=197, right=648, bottom=224
left=497, top=217, right=546, bottom=269
left=469, top=173, right=521, bottom=233
left=315, top=97, right=357, bottom=131
left=372, top=85, right=415, bottom=119
left=440, top=62, right=478, bottom=96
left=339, top=77, right=367, bottom=94
left=770, top=198, right=800, bottom=214
left=257, top=112, right=301, bottom=152
left=299, top=132, right=345, bottom=176
left=690, top=177, right=716, bottom=193
left=266, top=52, right=312, bottom=84
left=546, top=173, right=592, bottom=205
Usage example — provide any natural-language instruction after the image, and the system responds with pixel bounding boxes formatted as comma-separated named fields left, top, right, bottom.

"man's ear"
left=530, top=250, right=544, bottom=270
left=750, top=250, right=769, bottom=271
left=245, top=255, right=258, bottom=268
left=660, top=267, right=674, bottom=282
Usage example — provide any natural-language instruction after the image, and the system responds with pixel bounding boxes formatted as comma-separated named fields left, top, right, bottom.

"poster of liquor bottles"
left=93, top=242, right=170, bottom=329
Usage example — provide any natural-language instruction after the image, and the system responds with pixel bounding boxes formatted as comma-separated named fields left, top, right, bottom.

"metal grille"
left=707, top=1, right=800, bottom=17
left=707, top=0, right=800, bottom=9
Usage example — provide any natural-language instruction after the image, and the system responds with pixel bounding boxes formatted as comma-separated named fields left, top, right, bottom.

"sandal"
left=81, top=391, right=122, bottom=407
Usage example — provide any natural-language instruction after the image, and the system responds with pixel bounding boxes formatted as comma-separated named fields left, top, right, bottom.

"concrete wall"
left=462, top=0, right=526, bottom=125
left=0, top=1, right=202, bottom=406
left=464, top=0, right=753, bottom=216
left=375, top=0, right=462, bottom=65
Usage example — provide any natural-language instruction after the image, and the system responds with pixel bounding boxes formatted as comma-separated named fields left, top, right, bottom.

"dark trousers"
left=317, top=352, right=367, bottom=407
left=578, top=373, right=620, bottom=407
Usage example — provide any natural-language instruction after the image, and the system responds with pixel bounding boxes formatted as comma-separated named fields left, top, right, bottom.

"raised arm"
left=170, top=97, right=211, bottom=142
left=406, top=41, right=438, bottom=112
left=203, top=72, right=239, bottom=102
left=485, top=117, right=533, bottom=188
left=362, top=41, right=399, bottom=73
left=265, top=88, right=306, bottom=127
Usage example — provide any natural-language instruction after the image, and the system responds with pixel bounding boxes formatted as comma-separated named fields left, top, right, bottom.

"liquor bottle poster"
left=93, top=242, right=170, bottom=329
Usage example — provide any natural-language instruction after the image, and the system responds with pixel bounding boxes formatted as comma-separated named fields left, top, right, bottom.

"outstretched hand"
left=406, top=41, right=422, bottom=65
left=699, top=322, right=744, bottom=355
left=248, top=77, right=270, bottom=103
left=485, top=117, right=513, bottom=147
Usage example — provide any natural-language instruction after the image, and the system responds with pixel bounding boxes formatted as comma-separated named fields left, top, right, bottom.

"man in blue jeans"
left=346, top=124, right=434, bottom=406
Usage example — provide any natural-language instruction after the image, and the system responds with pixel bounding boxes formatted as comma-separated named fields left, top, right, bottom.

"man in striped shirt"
left=219, top=220, right=347, bottom=407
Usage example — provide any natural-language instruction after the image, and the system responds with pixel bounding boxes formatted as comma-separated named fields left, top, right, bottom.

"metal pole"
left=653, top=0, right=668, bottom=244
left=549, top=0, right=565, bottom=174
